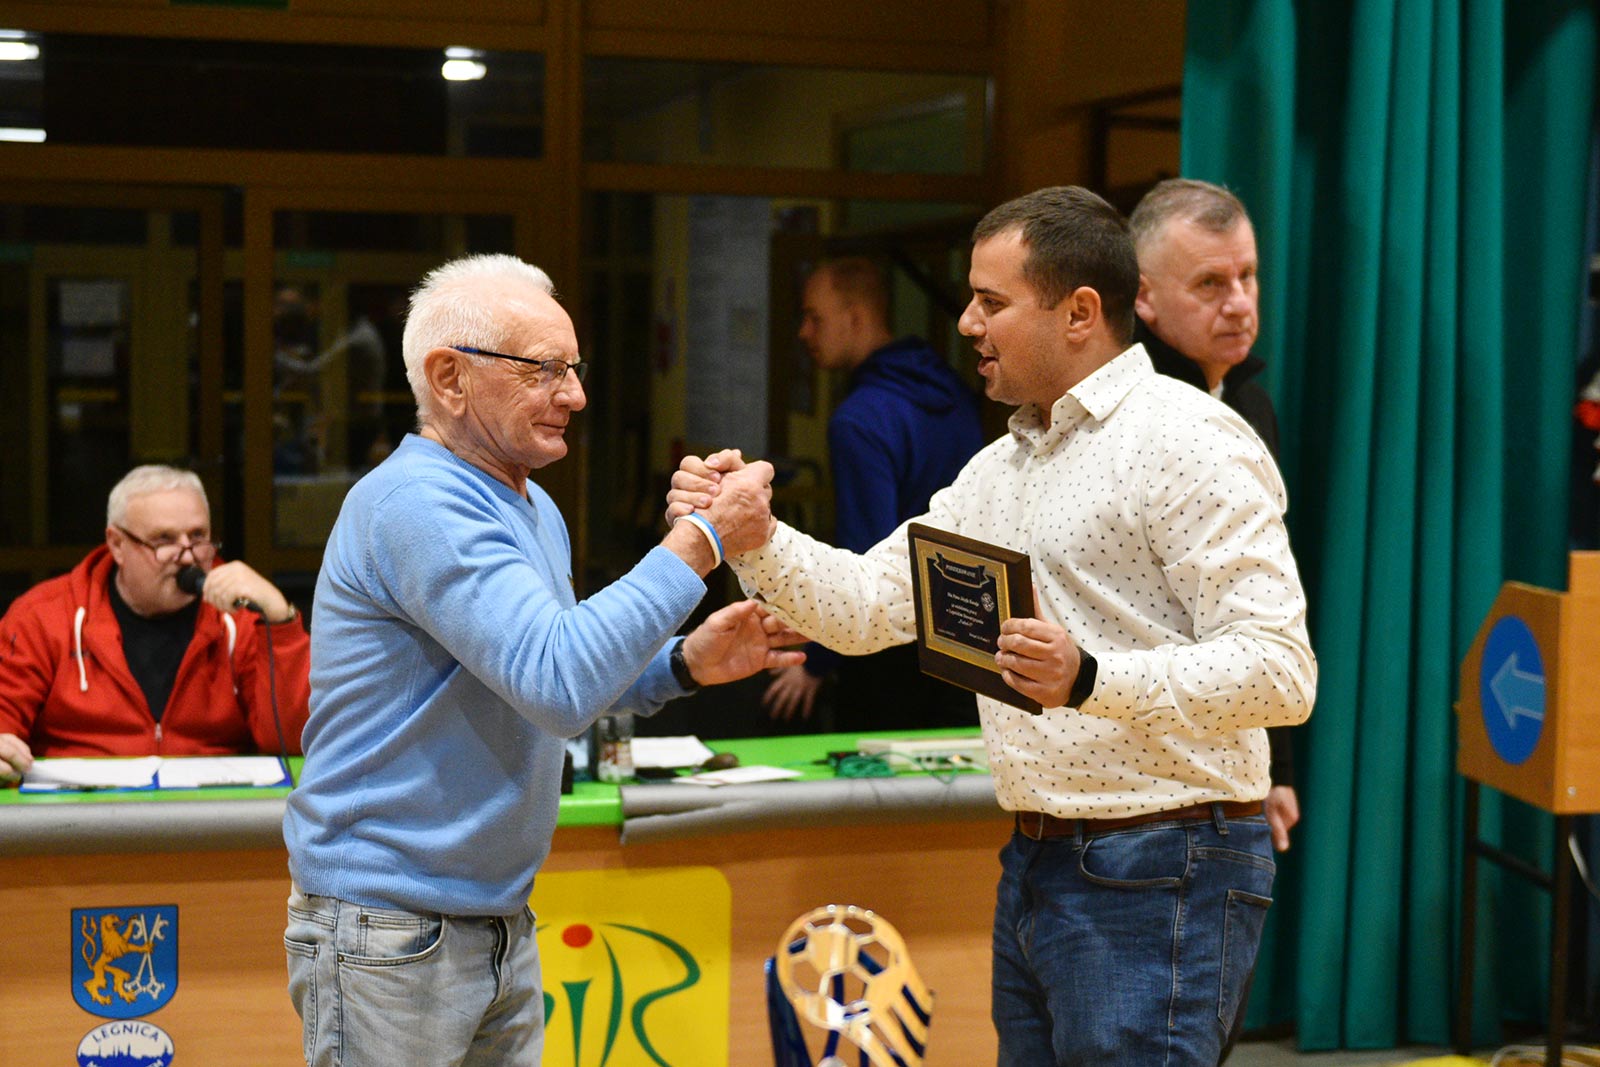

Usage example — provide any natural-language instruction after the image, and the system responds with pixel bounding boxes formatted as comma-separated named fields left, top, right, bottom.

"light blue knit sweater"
left=284, top=434, right=705, bottom=915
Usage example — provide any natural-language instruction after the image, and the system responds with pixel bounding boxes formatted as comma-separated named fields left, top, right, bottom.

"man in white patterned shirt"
left=669, top=186, right=1316, bottom=1065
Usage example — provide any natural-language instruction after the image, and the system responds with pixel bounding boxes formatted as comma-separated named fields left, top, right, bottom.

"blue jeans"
left=284, top=886, right=542, bottom=1067
left=992, top=809, right=1274, bottom=1066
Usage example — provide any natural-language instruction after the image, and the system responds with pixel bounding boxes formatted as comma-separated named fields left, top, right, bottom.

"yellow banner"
left=533, top=866, right=731, bottom=1067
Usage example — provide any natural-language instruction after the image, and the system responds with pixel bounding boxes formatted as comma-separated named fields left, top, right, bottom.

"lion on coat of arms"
left=80, top=913, right=158, bottom=1005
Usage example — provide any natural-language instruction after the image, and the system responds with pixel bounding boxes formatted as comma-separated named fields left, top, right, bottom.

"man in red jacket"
left=0, top=465, right=310, bottom=783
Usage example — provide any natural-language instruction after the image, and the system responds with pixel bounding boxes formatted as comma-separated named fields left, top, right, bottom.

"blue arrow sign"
left=1478, top=616, right=1546, bottom=765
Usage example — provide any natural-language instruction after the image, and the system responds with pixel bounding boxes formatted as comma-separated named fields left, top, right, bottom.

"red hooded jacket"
left=0, top=545, right=311, bottom=757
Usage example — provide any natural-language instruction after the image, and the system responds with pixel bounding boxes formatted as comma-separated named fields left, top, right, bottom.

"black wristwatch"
left=669, top=638, right=701, bottom=692
left=1066, top=650, right=1098, bottom=708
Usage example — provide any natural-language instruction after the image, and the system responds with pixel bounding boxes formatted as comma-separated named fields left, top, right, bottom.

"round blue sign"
left=1478, top=615, right=1547, bottom=765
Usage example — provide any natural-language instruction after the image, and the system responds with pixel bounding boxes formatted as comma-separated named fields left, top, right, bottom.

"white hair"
left=401, top=254, right=557, bottom=416
left=107, top=465, right=208, bottom=528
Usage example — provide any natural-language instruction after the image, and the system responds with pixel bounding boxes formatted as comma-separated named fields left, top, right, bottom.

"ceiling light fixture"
left=441, top=58, right=487, bottom=82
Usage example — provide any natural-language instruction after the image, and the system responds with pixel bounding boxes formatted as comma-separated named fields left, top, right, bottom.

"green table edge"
left=0, top=728, right=986, bottom=830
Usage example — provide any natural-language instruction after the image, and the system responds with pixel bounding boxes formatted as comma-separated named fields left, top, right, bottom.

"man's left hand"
left=681, top=600, right=806, bottom=687
left=996, top=597, right=1082, bottom=708
left=665, top=450, right=743, bottom=526
left=1265, top=785, right=1300, bottom=852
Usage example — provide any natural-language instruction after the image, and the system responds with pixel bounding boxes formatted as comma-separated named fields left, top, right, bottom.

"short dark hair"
left=1128, top=178, right=1250, bottom=257
left=813, top=257, right=890, bottom=326
left=972, top=186, right=1139, bottom=344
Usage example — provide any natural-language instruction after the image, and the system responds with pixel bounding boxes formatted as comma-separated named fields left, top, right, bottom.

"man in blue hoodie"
left=763, top=257, right=985, bottom=729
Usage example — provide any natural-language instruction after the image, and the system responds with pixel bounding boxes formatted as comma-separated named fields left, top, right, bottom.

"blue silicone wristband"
left=680, top=512, right=724, bottom=567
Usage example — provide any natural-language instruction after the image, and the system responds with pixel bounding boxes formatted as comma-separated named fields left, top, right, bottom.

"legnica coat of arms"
left=71, top=906, right=179, bottom=1019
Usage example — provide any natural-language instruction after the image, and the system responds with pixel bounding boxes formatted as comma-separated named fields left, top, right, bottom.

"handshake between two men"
left=663, top=448, right=1093, bottom=713
left=652, top=452, right=817, bottom=688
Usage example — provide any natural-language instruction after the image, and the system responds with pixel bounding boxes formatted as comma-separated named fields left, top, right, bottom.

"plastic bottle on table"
left=595, top=712, right=635, bottom=783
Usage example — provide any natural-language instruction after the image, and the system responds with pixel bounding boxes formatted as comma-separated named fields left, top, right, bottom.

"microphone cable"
left=262, top=614, right=296, bottom=789
left=179, top=565, right=296, bottom=788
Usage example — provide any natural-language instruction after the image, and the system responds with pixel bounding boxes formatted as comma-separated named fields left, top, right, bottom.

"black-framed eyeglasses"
left=451, top=346, right=589, bottom=385
left=114, top=525, right=219, bottom=564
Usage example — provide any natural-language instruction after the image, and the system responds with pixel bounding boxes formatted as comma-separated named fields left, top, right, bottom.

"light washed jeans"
left=991, top=809, right=1275, bottom=1066
left=285, top=886, right=543, bottom=1067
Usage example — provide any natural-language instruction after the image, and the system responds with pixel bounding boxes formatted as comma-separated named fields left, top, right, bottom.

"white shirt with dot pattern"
left=730, top=344, right=1316, bottom=818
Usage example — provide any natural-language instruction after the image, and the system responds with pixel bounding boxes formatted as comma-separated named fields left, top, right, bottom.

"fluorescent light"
left=0, top=41, right=39, bottom=61
left=444, top=46, right=479, bottom=60
left=0, top=127, right=46, bottom=143
left=441, top=58, right=486, bottom=82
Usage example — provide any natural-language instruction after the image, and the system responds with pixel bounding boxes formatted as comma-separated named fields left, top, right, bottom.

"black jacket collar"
left=1133, top=320, right=1266, bottom=395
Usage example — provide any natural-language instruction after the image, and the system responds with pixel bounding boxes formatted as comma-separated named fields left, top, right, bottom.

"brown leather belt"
left=1014, top=800, right=1265, bottom=840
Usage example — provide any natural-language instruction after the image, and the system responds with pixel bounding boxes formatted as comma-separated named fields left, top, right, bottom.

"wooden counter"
left=1, top=732, right=1007, bottom=1066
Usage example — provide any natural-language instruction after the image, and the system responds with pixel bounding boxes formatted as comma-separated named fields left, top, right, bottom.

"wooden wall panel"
left=0, top=1, right=545, bottom=48
left=294, top=0, right=543, bottom=21
left=5, top=0, right=541, bottom=21
left=585, top=0, right=992, bottom=50
left=1, top=849, right=303, bottom=1067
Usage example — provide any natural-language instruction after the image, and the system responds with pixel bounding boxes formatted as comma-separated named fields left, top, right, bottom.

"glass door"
left=239, top=190, right=542, bottom=605
left=0, top=183, right=225, bottom=608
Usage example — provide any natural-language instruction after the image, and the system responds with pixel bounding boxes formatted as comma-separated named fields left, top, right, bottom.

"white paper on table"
left=156, top=756, right=290, bottom=788
left=21, top=757, right=162, bottom=791
left=631, top=736, right=716, bottom=770
left=669, top=764, right=803, bottom=787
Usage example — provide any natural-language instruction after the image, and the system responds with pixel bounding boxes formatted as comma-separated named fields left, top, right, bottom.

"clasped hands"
left=663, top=450, right=776, bottom=575
left=667, top=452, right=1090, bottom=709
left=665, top=449, right=804, bottom=686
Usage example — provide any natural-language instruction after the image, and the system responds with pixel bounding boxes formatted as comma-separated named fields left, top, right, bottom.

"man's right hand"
left=763, top=664, right=823, bottom=722
left=195, top=560, right=296, bottom=624
left=660, top=452, right=775, bottom=574
left=0, top=732, right=33, bottom=786
left=700, top=461, right=776, bottom=557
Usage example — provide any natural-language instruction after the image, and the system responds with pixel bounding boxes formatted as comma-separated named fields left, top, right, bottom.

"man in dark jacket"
left=1130, top=178, right=1301, bottom=852
left=763, top=257, right=985, bottom=728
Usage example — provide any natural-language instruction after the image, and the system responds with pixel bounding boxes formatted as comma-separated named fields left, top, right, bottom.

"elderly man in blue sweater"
left=282, top=254, right=801, bottom=1066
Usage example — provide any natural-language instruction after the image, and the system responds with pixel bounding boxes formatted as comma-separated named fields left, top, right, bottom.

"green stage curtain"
left=1181, top=0, right=1595, bottom=1050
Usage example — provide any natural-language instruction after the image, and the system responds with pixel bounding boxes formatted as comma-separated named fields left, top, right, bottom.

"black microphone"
left=177, top=565, right=259, bottom=611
